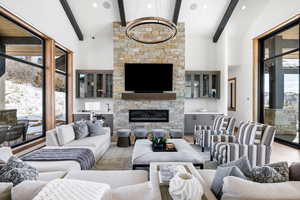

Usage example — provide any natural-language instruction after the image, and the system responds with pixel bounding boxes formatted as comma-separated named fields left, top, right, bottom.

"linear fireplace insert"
left=129, top=110, right=169, bottom=122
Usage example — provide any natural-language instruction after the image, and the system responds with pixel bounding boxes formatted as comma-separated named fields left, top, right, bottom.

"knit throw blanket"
left=33, top=179, right=110, bottom=200
left=22, top=148, right=95, bottom=170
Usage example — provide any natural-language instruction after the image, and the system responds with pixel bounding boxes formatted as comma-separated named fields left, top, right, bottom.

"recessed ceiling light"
left=147, top=3, right=152, bottom=9
left=203, top=4, right=208, bottom=9
left=241, top=5, right=246, bottom=10
left=102, top=1, right=111, bottom=9
left=92, top=2, right=98, bottom=8
left=190, top=3, right=197, bottom=10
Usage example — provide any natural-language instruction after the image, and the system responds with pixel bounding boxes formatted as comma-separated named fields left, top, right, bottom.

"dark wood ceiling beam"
left=213, top=0, right=239, bottom=43
left=59, top=0, right=84, bottom=41
left=172, top=0, right=182, bottom=25
left=117, top=0, right=126, bottom=26
left=0, top=37, right=41, bottom=45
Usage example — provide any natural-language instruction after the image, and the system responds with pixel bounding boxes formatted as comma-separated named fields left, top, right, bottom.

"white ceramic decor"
left=169, top=172, right=203, bottom=200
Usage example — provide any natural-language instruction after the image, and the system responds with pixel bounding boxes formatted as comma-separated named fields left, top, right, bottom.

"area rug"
left=93, top=142, right=212, bottom=170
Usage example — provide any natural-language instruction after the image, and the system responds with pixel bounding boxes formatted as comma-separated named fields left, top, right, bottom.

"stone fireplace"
left=113, top=22, right=185, bottom=132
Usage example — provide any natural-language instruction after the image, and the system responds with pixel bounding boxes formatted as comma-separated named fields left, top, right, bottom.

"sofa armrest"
left=102, top=127, right=111, bottom=137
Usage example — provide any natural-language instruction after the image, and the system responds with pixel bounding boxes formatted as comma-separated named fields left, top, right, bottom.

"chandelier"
left=125, top=17, right=177, bottom=44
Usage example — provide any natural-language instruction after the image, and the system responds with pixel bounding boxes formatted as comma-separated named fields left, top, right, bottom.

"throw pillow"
left=56, top=124, right=75, bottom=145
left=221, top=156, right=252, bottom=177
left=268, top=161, right=289, bottom=182
left=87, top=121, right=106, bottom=137
left=211, top=166, right=247, bottom=200
left=0, top=183, right=13, bottom=200
left=0, top=156, right=38, bottom=186
left=250, top=162, right=289, bottom=183
left=250, top=166, right=284, bottom=183
left=0, top=147, right=13, bottom=165
left=222, top=176, right=300, bottom=200
left=73, top=121, right=89, bottom=140
left=0, top=167, right=39, bottom=186
left=289, top=162, right=300, bottom=181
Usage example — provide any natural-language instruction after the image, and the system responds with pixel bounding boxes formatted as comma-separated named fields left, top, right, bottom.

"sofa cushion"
left=38, top=171, right=67, bottom=182
left=221, top=156, right=252, bottom=177
left=11, top=180, right=46, bottom=200
left=289, top=162, right=300, bottom=181
left=0, top=147, right=13, bottom=165
left=109, top=182, right=154, bottom=200
left=0, top=183, right=12, bottom=200
left=211, top=166, right=247, bottom=200
left=65, top=170, right=148, bottom=189
left=65, top=134, right=109, bottom=150
left=56, top=124, right=75, bottom=145
left=87, top=121, right=106, bottom=137
left=73, top=121, right=89, bottom=140
left=222, top=176, right=300, bottom=200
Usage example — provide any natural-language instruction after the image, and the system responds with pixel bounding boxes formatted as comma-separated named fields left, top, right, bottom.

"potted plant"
left=151, top=137, right=167, bottom=151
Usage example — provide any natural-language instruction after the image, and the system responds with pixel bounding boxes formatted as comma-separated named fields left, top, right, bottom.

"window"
left=0, top=15, right=45, bottom=147
left=258, top=20, right=300, bottom=148
left=55, top=46, right=67, bottom=126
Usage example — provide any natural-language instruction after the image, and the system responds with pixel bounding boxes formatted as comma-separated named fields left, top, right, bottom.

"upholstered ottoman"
left=169, top=129, right=184, bottom=138
left=133, top=128, right=148, bottom=141
left=117, top=129, right=131, bottom=147
left=152, top=129, right=168, bottom=138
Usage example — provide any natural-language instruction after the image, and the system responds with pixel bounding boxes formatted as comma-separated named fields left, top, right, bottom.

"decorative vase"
left=169, top=172, right=203, bottom=200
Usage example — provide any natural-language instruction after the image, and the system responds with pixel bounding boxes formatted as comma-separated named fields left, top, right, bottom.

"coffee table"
left=132, top=139, right=204, bottom=169
left=150, top=162, right=216, bottom=200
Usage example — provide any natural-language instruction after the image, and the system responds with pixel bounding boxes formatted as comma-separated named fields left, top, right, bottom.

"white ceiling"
left=68, top=0, right=234, bottom=38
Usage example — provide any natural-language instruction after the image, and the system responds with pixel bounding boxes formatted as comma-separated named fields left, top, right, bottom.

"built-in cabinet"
left=76, top=70, right=113, bottom=98
left=185, top=71, right=220, bottom=99
left=184, top=113, right=222, bottom=135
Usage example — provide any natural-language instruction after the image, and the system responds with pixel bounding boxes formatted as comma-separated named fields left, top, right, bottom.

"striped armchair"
left=194, top=116, right=236, bottom=152
left=211, top=121, right=276, bottom=167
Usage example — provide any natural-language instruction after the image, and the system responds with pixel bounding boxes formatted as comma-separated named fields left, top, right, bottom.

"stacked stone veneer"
left=113, top=22, right=185, bottom=133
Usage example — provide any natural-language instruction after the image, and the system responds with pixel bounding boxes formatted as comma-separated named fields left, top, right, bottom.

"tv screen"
left=125, top=63, right=173, bottom=92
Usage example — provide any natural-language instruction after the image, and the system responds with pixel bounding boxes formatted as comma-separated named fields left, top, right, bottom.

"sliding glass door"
left=258, top=20, right=300, bottom=148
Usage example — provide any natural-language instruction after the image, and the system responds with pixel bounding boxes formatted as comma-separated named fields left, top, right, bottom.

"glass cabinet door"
left=78, top=73, right=86, bottom=98
left=193, top=74, right=201, bottom=98
left=86, top=74, right=95, bottom=98
left=185, top=74, right=192, bottom=98
left=96, top=74, right=104, bottom=97
left=105, top=74, right=113, bottom=98
left=202, top=73, right=210, bottom=97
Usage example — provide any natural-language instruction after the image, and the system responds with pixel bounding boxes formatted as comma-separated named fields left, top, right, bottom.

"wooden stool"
left=117, top=129, right=131, bottom=147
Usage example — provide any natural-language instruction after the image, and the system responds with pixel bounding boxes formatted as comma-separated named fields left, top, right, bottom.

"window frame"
left=257, top=19, right=300, bottom=148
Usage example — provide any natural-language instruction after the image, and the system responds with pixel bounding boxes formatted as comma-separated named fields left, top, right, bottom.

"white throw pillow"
left=56, top=124, right=75, bottom=146
left=222, top=176, right=300, bottom=200
left=0, top=147, right=13, bottom=165
left=109, top=182, right=155, bottom=200
left=0, top=183, right=13, bottom=200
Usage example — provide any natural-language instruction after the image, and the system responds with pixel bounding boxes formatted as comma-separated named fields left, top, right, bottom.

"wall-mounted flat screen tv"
left=125, top=63, right=173, bottom=93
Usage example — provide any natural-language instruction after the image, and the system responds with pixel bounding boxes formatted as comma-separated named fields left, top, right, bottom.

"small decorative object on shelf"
left=169, top=168, right=203, bottom=200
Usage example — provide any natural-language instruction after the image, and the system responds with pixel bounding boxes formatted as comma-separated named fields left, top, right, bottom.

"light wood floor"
left=271, top=142, right=300, bottom=163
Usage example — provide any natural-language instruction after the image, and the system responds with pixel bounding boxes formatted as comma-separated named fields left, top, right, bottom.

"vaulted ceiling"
left=64, top=0, right=270, bottom=41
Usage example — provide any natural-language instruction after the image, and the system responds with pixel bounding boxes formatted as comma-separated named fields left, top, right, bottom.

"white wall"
left=0, top=0, right=78, bottom=52
left=227, top=0, right=300, bottom=123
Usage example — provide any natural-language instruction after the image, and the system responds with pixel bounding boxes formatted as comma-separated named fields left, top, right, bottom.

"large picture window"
left=55, top=46, right=67, bottom=126
left=0, top=15, right=45, bottom=147
left=258, top=20, right=300, bottom=148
